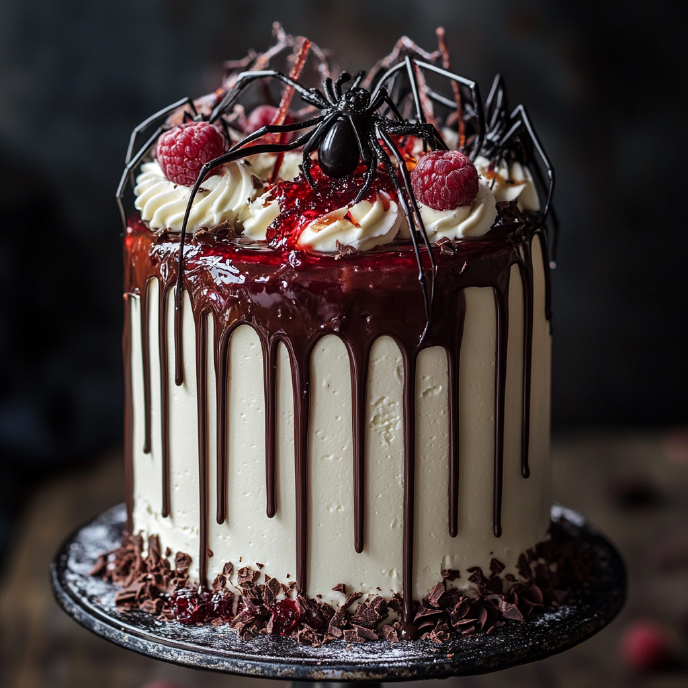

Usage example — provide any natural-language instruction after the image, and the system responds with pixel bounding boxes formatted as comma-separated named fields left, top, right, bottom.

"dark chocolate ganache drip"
left=123, top=200, right=551, bottom=612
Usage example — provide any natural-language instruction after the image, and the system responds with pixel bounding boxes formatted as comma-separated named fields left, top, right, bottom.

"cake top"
left=119, top=23, right=556, bottom=333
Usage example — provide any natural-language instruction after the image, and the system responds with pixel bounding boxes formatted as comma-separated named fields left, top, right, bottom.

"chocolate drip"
left=215, top=325, right=231, bottom=524
left=195, top=311, right=210, bottom=589
left=290, top=341, right=312, bottom=595
left=158, top=284, right=172, bottom=516
left=492, top=280, right=510, bottom=539
left=123, top=294, right=134, bottom=534
left=518, top=243, right=534, bottom=479
left=174, top=293, right=185, bottom=386
left=347, top=340, right=370, bottom=554
left=123, top=203, right=552, bottom=606
left=263, top=339, right=279, bottom=519
left=401, top=350, right=416, bottom=623
left=447, top=290, right=466, bottom=538
left=140, top=279, right=153, bottom=454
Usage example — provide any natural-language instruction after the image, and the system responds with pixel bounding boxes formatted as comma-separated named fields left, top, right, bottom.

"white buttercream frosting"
left=243, top=197, right=280, bottom=241
left=398, top=178, right=498, bottom=241
left=245, top=152, right=303, bottom=183
left=474, top=155, right=540, bottom=212
left=297, top=192, right=402, bottom=252
left=134, top=160, right=256, bottom=232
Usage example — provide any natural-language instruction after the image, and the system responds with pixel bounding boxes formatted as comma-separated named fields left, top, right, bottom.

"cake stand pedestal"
left=51, top=504, right=625, bottom=682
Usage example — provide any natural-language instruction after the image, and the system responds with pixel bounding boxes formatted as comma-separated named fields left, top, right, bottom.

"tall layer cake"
left=105, top=27, right=563, bottom=642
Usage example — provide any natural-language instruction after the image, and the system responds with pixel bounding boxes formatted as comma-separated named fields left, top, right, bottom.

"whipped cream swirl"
left=134, top=161, right=256, bottom=232
left=398, top=178, right=498, bottom=241
left=297, top=192, right=402, bottom=252
left=473, top=155, right=540, bottom=212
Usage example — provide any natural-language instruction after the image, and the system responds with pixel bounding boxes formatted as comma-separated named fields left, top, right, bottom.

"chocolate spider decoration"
left=479, top=75, right=558, bottom=262
left=167, top=58, right=485, bottom=335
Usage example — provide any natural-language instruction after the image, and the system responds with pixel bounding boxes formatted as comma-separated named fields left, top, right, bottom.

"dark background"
left=0, top=0, right=686, bottom=563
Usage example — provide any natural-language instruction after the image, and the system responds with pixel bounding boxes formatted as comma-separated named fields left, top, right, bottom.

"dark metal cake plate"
left=51, top=504, right=625, bottom=682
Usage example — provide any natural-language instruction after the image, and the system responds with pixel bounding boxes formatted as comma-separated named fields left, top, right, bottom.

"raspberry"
left=245, top=105, right=294, bottom=135
left=620, top=620, right=673, bottom=671
left=410, top=150, right=479, bottom=211
left=156, top=121, right=226, bottom=186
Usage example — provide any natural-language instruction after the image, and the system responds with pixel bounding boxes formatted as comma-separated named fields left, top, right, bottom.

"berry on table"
left=410, top=150, right=479, bottom=211
left=156, top=121, right=226, bottom=187
left=620, top=620, right=673, bottom=671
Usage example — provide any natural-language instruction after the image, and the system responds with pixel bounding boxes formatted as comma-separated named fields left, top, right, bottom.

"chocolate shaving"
left=334, top=240, right=360, bottom=260
left=237, top=566, right=258, bottom=587
left=92, top=517, right=589, bottom=644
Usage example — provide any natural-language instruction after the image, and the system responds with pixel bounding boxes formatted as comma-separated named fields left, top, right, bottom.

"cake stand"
left=51, top=504, right=625, bottom=683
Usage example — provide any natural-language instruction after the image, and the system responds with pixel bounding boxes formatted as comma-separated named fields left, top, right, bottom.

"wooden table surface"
left=1, top=430, right=687, bottom=688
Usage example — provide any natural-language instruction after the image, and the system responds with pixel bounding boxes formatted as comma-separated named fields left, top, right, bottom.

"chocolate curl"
left=268, top=37, right=311, bottom=183
left=436, top=27, right=465, bottom=149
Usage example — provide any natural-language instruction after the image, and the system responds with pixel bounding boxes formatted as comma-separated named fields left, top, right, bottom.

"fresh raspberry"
left=156, top=121, right=226, bottom=186
left=410, top=150, right=479, bottom=211
left=245, top=104, right=294, bottom=135
left=620, top=620, right=673, bottom=671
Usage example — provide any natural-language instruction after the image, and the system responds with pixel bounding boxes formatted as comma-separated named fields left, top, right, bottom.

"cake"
left=97, top=26, right=577, bottom=644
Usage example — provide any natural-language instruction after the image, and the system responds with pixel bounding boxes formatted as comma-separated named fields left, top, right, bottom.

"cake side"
left=103, top=26, right=565, bottom=642
left=126, top=215, right=551, bottom=608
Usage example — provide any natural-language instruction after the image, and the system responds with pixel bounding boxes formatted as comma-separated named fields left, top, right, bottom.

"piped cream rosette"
left=134, top=160, right=256, bottom=232
left=398, top=177, right=498, bottom=241
left=473, top=155, right=540, bottom=212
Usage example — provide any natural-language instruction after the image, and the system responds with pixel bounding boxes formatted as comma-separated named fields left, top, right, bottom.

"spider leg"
left=414, top=60, right=485, bottom=159
left=116, top=125, right=164, bottom=228
left=334, top=71, right=351, bottom=97
left=404, top=55, right=426, bottom=125
left=210, top=70, right=329, bottom=122
left=426, top=88, right=457, bottom=111
left=378, top=118, right=448, bottom=151
left=322, top=77, right=336, bottom=104
left=369, top=87, right=404, bottom=122
left=378, top=127, right=436, bottom=305
left=485, top=75, right=505, bottom=125
left=371, top=125, right=434, bottom=333
left=175, top=130, right=316, bottom=309
left=343, top=114, right=377, bottom=204
left=351, top=70, right=365, bottom=89
left=125, top=96, right=198, bottom=165
left=502, top=105, right=554, bottom=216
left=228, top=114, right=326, bottom=153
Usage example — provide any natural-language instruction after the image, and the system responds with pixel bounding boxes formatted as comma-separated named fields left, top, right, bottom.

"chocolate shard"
left=237, top=566, right=258, bottom=587
left=426, top=581, right=446, bottom=608
left=332, top=582, right=346, bottom=594
left=499, top=600, right=525, bottom=622
left=441, top=568, right=461, bottom=581
left=350, top=595, right=387, bottom=629
left=343, top=628, right=366, bottom=643
left=388, top=592, right=404, bottom=614
left=174, top=552, right=192, bottom=576
left=354, top=624, right=378, bottom=641
left=334, top=240, right=360, bottom=260
left=341, top=591, right=364, bottom=611
left=327, top=624, right=343, bottom=638
left=89, top=554, right=108, bottom=577
left=381, top=624, right=400, bottom=642
left=489, top=558, right=506, bottom=575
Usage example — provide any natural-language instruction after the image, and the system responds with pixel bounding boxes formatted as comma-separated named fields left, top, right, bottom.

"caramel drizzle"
left=126, top=218, right=551, bottom=612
